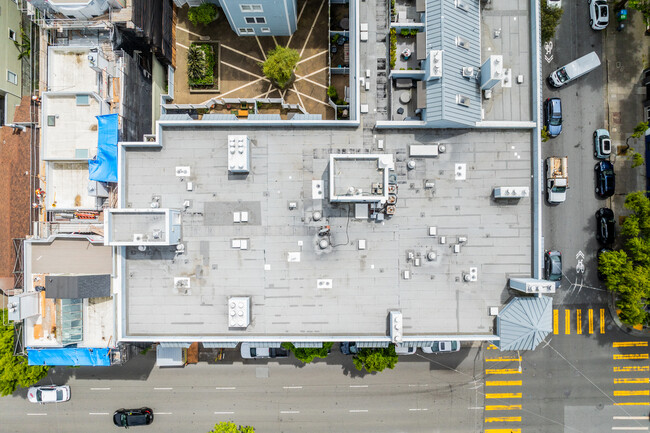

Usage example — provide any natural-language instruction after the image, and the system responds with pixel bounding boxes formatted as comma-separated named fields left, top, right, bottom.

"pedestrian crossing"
left=553, top=308, right=606, bottom=335
left=484, top=344, right=523, bottom=433
left=611, top=341, right=650, bottom=409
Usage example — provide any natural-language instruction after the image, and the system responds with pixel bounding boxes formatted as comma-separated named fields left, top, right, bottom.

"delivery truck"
left=546, top=156, right=568, bottom=203
left=547, top=51, right=601, bottom=87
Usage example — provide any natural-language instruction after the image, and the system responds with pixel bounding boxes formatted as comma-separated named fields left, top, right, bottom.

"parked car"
left=589, top=0, right=609, bottom=30
left=544, top=250, right=562, bottom=282
left=340, top=342, right=359, bottom=355
left=547, top=0, right=561, bottom=8
left=595, top=160, right=615, bottom=198
left=597, top=248, right=612, bottom=281
left=240, top=343, right=288, bottom=359
left=27, top=385, right=70, bottom=404
left=113, top=408, right=154, bottom=428
left=596, top=208, right=616, bottom=245
left=544, top=98, right=562, bottom=137
left=395, top=345, right=416, bottom=355
left=593, top=129, right=612, bottom=159
left=421, top=341, right=461, bottom=353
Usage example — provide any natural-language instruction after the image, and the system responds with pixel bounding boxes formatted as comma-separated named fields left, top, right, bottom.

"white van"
left=547, top=51, right=601, bottom=87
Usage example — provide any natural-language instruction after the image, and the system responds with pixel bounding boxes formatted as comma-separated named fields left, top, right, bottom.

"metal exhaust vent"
left=456, top=0, right=470, bottom=12
left=456, top=36, right=470, bottom=50
left=456, top=94, right=471, bottom=107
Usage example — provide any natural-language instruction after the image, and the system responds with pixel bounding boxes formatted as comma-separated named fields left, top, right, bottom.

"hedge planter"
left=188, top=42, right=220, bottom=92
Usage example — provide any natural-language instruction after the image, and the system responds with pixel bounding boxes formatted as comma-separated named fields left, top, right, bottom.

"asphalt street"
left=541, top=0, right=608, bottom=306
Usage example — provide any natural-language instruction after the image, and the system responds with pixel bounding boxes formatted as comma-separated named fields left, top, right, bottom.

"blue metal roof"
left=497, top=296, right=553, bottom=351
left=27, top=348, right=111, bottom=366
left=425, top=0, right=482, bottom=127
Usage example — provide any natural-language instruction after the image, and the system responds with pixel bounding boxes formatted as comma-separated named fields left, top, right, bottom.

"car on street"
left=547, top=0, right=561, bottom=8
left=595, top=160, right=615, bottom=198
left=544, top=98, right=562, bottom=138
left=340, top=342, right=359, bottom=355
left=596, top=208, right=616, bottom=245
left=421, top=341, right=461, bottom=353
left=113, top=408, right=154, bottom=428
left=589, top=0, right=609, bottom=30
left=544, top=250, right=562, bottom=282
left=27, top=385, right=70, bottom=404
left=593, top=129, right=612, bottom=159
left=395, top=345, right=416, bottom=355
left=240, top=343, right=289, bottom=359
left=597, top=247, right=612, bottom=281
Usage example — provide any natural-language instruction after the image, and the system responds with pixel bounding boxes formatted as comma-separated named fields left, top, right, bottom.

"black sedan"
left=544, top=250, right=562, bottom=282
left=113, top=408, right=154, bottom=428
left=595, top=160, right=615, bottom=198
left=596, top=208, right=615, bottom=245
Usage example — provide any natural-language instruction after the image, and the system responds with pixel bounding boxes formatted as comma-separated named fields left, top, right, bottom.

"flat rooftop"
left=120, top=126, right=532, bottom=339
left=47, top=46, right=99, bottom=93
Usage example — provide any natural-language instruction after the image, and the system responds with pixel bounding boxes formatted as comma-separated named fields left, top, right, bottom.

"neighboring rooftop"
left=118, top=125, right=532, bottom=340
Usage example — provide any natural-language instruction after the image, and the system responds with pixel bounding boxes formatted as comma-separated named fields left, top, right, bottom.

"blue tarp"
left=88, top=113, right=118, bottom=183
left=27, top=347, right=111, bottom=366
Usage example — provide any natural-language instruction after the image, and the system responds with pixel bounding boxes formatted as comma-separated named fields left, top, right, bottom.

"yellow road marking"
left=485, top=416, right=522, bottom=422
left=614, top=378, right=650, bottom=384
left=485, top=369, right=522, bottom=375
left=576, top=309, right=582, bottom=334
left=614, top=390, right=650, bottom=396
left=487, top=344, right=499, bottom=350
left=613, top=341, right=648, bottom=347
left=614, top=402, right=650, bottom=406
left=485, top=405, right=522, bottom=411
left=485, top=393, right=522, bottom=399
left=565, top=309, right=571, bottom=334
left=588, top=309, right=593, bottom=334
left=485, top=430, right=521, bottom=433
left=553, top=309, right=558, bottom=334
left=486, top=357, right=522, bottom=362
left=600, top=308, right=605, bottom=333
left=486, top=381, right=523, bottom=387
left=614, top=366, right=650, bottom=372
left=614, top=354, right=649, bottom=360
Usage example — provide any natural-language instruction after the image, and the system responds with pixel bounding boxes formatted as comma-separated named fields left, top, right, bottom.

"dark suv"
left=113, top=408, right=154, bottom=428
left=596, top=208, right=615, bottom=245
left=544, top=98, right=563, bottom=137
left=595, top=161, right=615, bottom=198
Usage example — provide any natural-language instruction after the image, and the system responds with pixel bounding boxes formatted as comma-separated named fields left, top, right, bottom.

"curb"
left=607, top=291, right=650, bottom=337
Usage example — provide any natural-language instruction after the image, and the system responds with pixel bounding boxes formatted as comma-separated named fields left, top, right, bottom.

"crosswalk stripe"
left=486, top=357, right=522, bottom=362
left=614, top=390, right=650, bottom=396
left=553, top=309, right=558, bottom=334
left=485, top=429, right=521, bottom=433
left=485, top=416, right=522, bottom=422
left=600, top=308, right=605, bottom=333
left=613, top=342, right=648, bottom=347
left=576, top=309, right=582, bottom=334
left=614, top=402, right=650, bottom=406
left=486, top=381, right=522, bottom=386
left=588, top=309, right=594, bottom=334
left=485, top=393, right=522, bottom=399
left=487, top=344, right=499, bottom=350
left=565, top=309, right=571, bottom=334
left=485, top=369, right=522, bottom=375
left=611, top=428, right=649, bottom=431
left=614, top=378, right=649, bottom=384
left=614, top=366, right=650, bottom=372
left=485, top=405, right=522, bottom=411
left=614, top=416, right=650, bottom=420
left=614, top=354, right=649, bottom=360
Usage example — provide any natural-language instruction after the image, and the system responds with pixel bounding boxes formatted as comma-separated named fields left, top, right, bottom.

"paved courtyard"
left=174, top=0, right=334, bottom=118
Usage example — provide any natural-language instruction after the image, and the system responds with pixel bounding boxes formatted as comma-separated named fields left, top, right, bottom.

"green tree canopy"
left=188, top=3, right=220, bottom=26
left=0, top=310, right=49, bottom=397
left=599, top=192, right=650, bottom=326
left=628, top=0, right=650, bottom=20
left=541, top=0, right=563, bottom=43
left=352, top=345, right=398, bottom=373
left=260, top=46, right=300, bottom=90
left=208, top=421, right=255, bottom=433
left=281, top=342, right=333, bottom=363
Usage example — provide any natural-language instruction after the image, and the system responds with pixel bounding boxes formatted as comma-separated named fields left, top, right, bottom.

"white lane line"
left=409, top=408, right=428, bottom=411
left=468, top=406, right=484, bottom=410
left=283, top=386, right=303, bottom=389
left=349, top=385, right=368, bottom=388
left=214, top=411, right=235, bottom=415
left=155, top=412, right=172, bottom=415
left=27, top=413, right=47, bottom=416
left=408, top=384, right=429, bottom=387
left=612, top=428, right=649, bottom=431
left=614, top=417, right=650, bottom=420
left=280, top=410, right=300, bottom=414
left=90, top=388, right=110, bottom=390
left=89, top=412, right=109, bottom=415
left=154, top=387, right=173, bottom=390
left=215, top=387, right=236, bottom=390
left=349, top=409, right=369, bottom=413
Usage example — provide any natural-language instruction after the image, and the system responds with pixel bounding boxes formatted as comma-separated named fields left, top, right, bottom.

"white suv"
left=589, top=0, right=609, bottom=30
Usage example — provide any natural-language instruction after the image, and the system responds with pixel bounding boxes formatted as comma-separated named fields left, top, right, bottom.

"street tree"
left=0, top=310, right=49, bottom=397
left=352, top=345, right=398, bottom=373
left=281, top=342, right=333, bottom=363
left=541, top=0, right=564, bottom=43
left=260, top=46, right=300, bottom=90
left=208, top=421, right=255, bottom=433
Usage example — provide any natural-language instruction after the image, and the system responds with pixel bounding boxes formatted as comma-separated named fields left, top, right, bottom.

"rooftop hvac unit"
left=462, top=66, right=478, bottom=79
left=174, top=277, right=191, bottom=289
left=480, top=55, right=504, bottom=90
left=133, top=233, right=144, bottom=242
left=152, top=229, right=162, bottom=239
left=428, top=50, right=443, bottom=79
left=175, top=166, right=191, bottom=177
left=389, top=310, right=403, bottom=343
